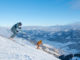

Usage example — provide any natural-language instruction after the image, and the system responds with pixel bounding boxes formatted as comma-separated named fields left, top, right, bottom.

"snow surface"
left=0, top=26, right=79, bottom=60
left=0, top=36, right=60, bottom=60
left=0, top=27, right=78, bottom=55
left=1, top=26, right=80, bottom=60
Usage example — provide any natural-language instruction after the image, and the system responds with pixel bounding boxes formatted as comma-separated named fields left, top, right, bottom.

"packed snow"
left=0, top=29, right=60, bottom=60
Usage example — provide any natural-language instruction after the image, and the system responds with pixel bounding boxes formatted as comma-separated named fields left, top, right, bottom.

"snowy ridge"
left=0, top=36, right=60, bottom=60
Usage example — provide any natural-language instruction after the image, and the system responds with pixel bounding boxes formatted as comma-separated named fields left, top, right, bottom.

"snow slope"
left=0, top=36, right=60, bottom=60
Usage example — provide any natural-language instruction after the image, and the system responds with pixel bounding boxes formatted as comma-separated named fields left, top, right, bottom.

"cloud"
left=70, top=0, right=80, bottom=9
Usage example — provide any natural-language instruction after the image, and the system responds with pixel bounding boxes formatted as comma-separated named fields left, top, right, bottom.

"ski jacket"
left=11, top=23, right=21, bottom=34
left=37, top=40, right=42, bottom=45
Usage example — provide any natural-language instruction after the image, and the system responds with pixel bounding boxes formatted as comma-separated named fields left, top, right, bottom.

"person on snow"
left=36, top=40, right=42, bottom=49
left=10, top=22, right=22, bottom=39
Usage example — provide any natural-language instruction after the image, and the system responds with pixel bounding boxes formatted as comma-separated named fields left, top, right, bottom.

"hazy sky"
left=0, top=0, right=80, bottom=27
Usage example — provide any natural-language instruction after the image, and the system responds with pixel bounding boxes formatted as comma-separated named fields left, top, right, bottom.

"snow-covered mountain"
left=20, top=23, right=80, bottom=54
left=0, top=23, right=80, bottom=60
left=0, top=29, right=59, bottom=60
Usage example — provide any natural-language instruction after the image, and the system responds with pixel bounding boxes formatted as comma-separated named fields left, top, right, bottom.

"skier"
left=36, top=40, right=42, bottom=49
left=10, top=22, right=22, bottom=39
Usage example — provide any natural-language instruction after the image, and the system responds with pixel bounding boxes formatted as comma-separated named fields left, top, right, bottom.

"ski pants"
left=10, top=31, right=17, bottom=38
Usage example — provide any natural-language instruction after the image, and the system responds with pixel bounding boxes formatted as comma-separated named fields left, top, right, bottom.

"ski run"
left=0, top=35, right=60, bottom=60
